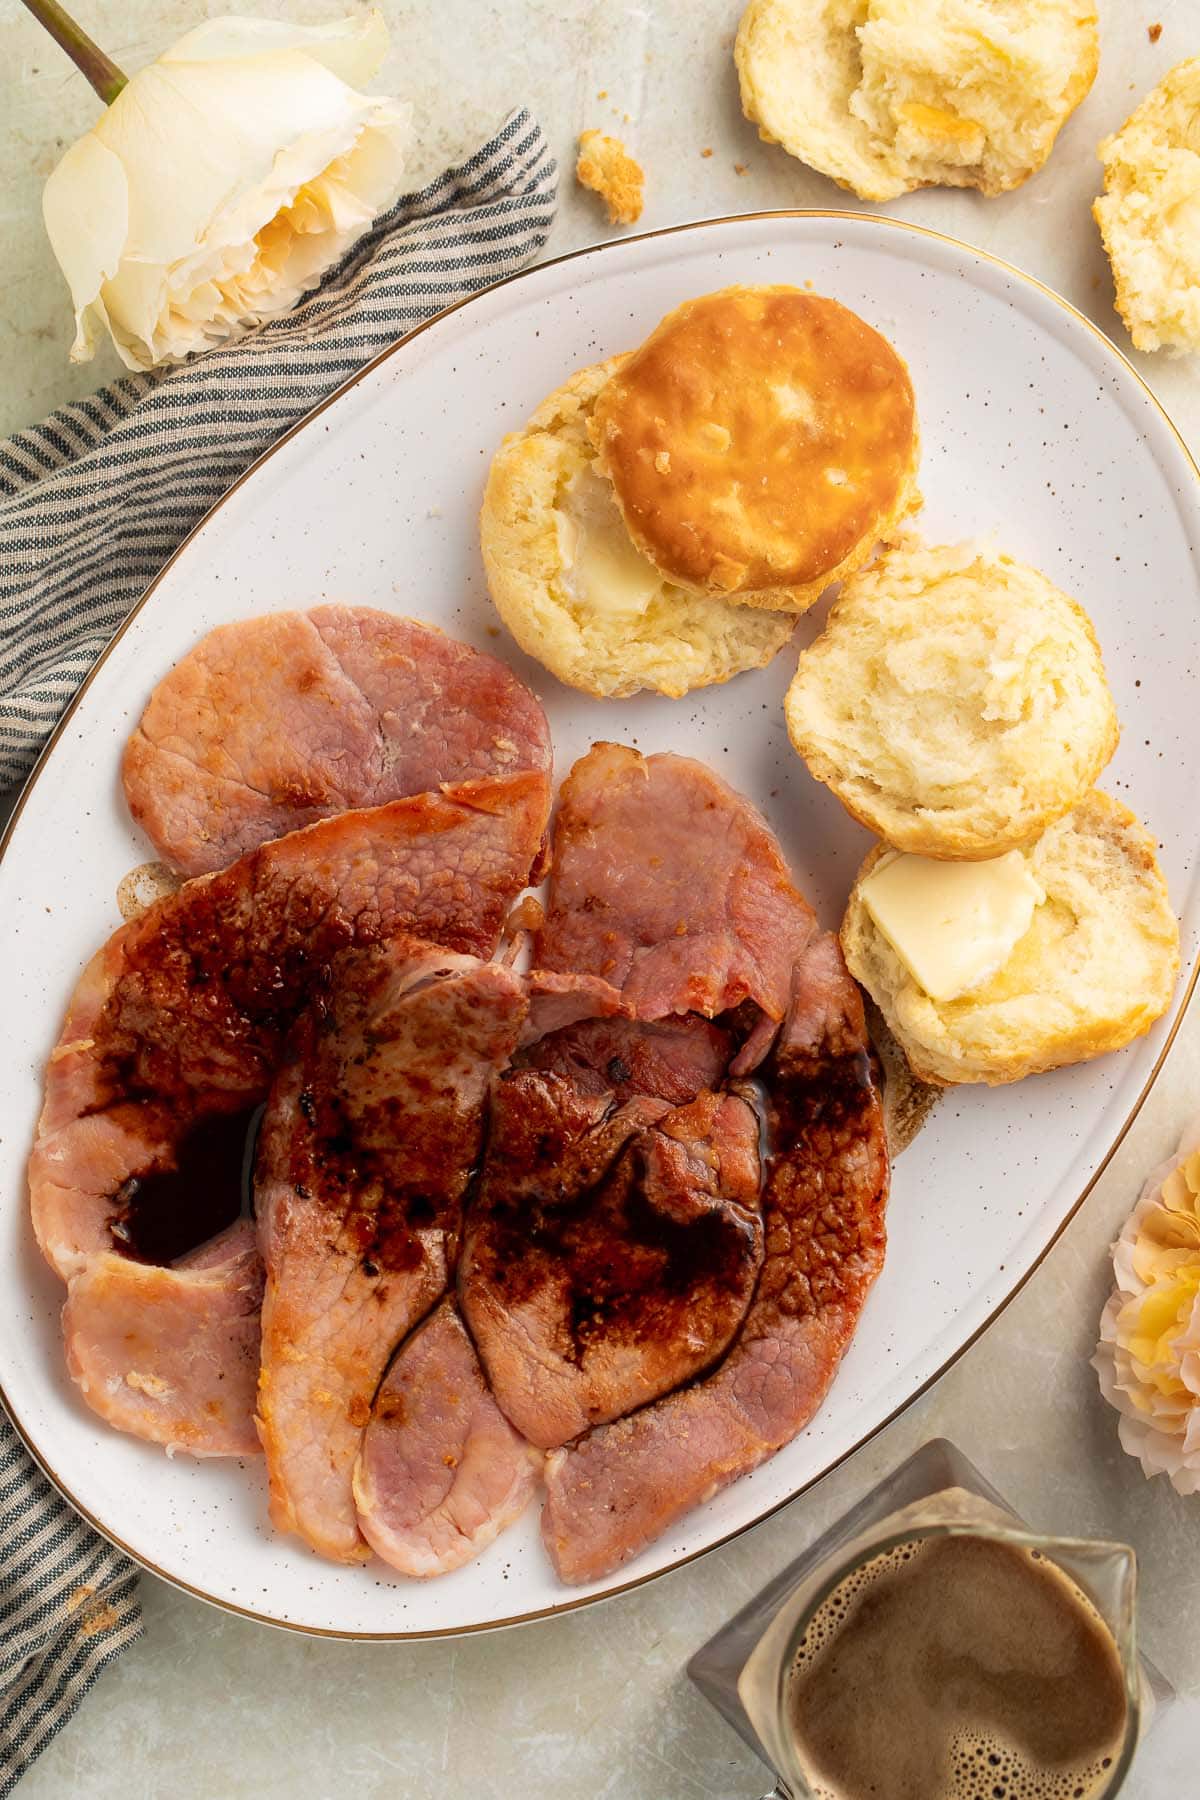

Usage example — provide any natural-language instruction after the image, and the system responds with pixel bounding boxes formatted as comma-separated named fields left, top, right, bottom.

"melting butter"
left=861, top=849, right=1045, bottom=1002
left=554, top=465, right=662, bottom=614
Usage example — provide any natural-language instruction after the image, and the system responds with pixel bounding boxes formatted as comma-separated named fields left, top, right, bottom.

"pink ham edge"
left=353, top=1300, right=542, bottom=1578
left=122, top=607, right=552, bottom=877
left=62, top=1221, right=262, bottom=1458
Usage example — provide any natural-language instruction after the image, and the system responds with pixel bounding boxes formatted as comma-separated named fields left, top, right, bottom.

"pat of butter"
left=554, top=465, right=661, bottom=614
left=861, top=850, right=1045, bottom=1002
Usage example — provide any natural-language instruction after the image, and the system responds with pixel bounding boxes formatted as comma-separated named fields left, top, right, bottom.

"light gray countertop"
left=3, top=2, right=1199, bottom=1794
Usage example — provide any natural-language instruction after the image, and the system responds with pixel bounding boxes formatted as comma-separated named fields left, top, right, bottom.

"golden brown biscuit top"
left=590, top=286, right=917, bottom=597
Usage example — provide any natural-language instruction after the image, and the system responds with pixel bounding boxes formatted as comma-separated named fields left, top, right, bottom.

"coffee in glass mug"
left=732, top=1484, right=1144, bottom=1800
left=786, top=1528, right=1128, bottom=1800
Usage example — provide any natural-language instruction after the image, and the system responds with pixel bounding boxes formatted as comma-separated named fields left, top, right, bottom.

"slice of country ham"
left=353, top=1300, right=541, bottom=1578
left=536, top=743, right=817, bottom=1071
left=61, top=1221, right=262, bottom=1457
left=256, top=947, right=528, bottom=1563
left=123, top=608, right=552, bottom=876
left=255, top=946, right=625, bottom=1563
left=30, top=775, right=547, bottom=1456
left=515, top=1013, right=734, bottom=1106
left=541, top=933, right=889, bottom=1584
left=460, top=1078, right=762, bottom=1451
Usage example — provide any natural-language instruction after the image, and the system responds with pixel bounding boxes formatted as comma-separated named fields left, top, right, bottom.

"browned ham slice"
left=32, top=775, right=546, bottom=1281
left=353, top=1300, right=541, bottom=1577
left=62, top=1222, right=262, bottom=1457
left=518, top=1014, right=733, bottom=1105
left=536, top=743, right=817, bottom=1071
left=541, top=933, right=889, bottom=1584
left=460, top=1077, right=763, bottom=1451
left=123, top=608, right=552, bottom=875
left=30, top=774, right=547, bottom=1456
left=255, top=943, right=625, bottom=1563
left=256, top=946, right=529, bottom=1563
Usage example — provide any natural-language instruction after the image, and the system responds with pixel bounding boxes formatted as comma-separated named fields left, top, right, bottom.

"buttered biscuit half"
left=841, top=792, right=1179, bottom=1086
left=480, top=358, right=797, bottom=700
left=736, top=0, right=1099, bottom=203
left=589, top=286, right=919, bottom=612
left=1095, top=59, right=1200, bottom=355
left=785, top=541, right=1119, bottom=859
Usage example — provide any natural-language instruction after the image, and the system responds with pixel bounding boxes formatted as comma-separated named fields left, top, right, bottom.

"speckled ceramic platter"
left=2, top=213, right=1199, bottom=1638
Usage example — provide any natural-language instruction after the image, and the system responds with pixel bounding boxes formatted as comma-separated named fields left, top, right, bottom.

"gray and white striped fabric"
left=0, top=1415, right=141, bottom=1799
left=0, top=106, right=557, bottom=790
left=0, top=107, right=556, bottom=1791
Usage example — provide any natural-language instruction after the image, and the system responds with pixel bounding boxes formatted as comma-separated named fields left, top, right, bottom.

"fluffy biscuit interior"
left=590, top=285, right=919, bottom=607
left=842, top=792, right=1180, bottom=1086
left=479, top=357, right=796, bottom=700
left=1095, top=59, right=1200, bottom=354
left=785, top=540, right=1119, bottom=858
left=736, top=0, right=1098, bottom=201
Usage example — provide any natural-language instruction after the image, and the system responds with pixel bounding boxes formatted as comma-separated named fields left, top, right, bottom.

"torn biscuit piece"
left=576, top=130, right=645, bottom=224
left=1095, top=58, right=1200, bottom=353
left=735, top=0, right=1098, bottom=202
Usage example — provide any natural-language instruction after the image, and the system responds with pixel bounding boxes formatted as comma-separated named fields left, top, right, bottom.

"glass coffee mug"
left=689, top=1441, right=1167, bottom=1800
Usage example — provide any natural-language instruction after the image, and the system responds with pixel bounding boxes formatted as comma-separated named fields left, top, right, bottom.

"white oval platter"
left=2, top=212, right=1198, bottom=1638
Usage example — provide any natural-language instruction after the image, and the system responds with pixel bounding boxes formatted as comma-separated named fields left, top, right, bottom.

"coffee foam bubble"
left=788, top=1535, right=1126, bottom=1800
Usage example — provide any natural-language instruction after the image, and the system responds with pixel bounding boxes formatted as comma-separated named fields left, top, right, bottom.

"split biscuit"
left=479, top=358, right=797, bottom=700
left=1095, top=59, right=1200, bottom=354
left=735, top=0, right=1099, bottom=203
left=590, top=285, right=919, bottom=611
left=784, top=540, right=1119, bottom=859
left=841, top=792, right=1180, bottom=1086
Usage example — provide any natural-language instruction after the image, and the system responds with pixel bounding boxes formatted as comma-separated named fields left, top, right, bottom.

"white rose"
left=42, top=12, right=412, bottom=370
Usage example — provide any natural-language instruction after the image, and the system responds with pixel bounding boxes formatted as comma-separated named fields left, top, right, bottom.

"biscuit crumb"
left=504, top=894, right=545, bottom=939
left=597, top=88, right=608, bottom=98
left=734, top=162, right=749, bottom=175
left=80, top=1600, right=121, bottom=1637
left=576, top=129, right=645, bottom=225
left=1148, top=22, right=1163, bottom=42
left=700, top=146, right=713, bottom=158
left=67, top=1585, right=121, bottom=1636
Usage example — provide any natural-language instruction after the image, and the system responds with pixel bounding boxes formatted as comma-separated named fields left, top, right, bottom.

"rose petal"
left=42, top=134, right=129, bottom=362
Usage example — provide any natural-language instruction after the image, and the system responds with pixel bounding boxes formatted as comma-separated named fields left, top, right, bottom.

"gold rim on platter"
left=2, top=208, right=1197, bottom=1640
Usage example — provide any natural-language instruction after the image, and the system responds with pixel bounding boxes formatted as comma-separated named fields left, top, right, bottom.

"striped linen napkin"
left=0, top=1415, right=141, bottom=1798
left=0, top=107, right=556, bottom=1793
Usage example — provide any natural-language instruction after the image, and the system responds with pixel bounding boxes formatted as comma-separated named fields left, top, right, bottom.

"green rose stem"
left=19, top=0, right=127, bottom=105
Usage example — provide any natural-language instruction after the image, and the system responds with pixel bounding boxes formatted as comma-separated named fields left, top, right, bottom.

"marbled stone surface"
left=2, top=1, right=1199, bottom=1794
